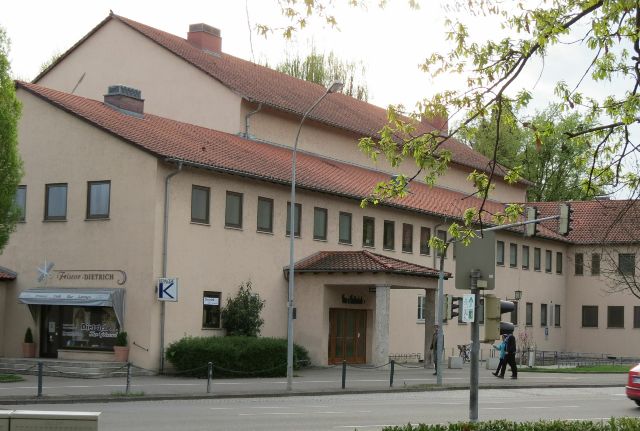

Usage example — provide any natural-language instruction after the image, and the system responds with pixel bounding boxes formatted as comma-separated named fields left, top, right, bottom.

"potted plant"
left=22, top=327, right=36, bottom=358
left=113, top=331, right=129, bottom=362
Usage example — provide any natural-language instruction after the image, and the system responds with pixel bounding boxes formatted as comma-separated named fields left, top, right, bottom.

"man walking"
left=430, top=325, right=443, bottom=375
left=500, top=332, right=518, bottom=379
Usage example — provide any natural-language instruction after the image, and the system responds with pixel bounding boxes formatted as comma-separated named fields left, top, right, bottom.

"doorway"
left=328, top=308, right=367, bottom=364
left=40, top=305, right=62, bottom=358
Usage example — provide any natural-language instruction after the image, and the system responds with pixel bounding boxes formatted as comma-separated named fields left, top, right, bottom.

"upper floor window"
left=607, top=306, right=624, bottom=328
left=15, top=185, right=26, bottom=222
left=256, top=197, right=273, bottom=233
left=618, top=253, right=636, bottom=276
left=362, top=216, right=375, bottom=247
left=496, top=241, right=505, bottom=266
left=402, top=223, right=413, bottom=253
left=383, top=220, right=395, bottom=250
left=313, top=207, right=327, bottom=240
left=575, top=253, right=584, bottom=275
left=525, top=302, right=533, bottom=326
left=534, top=248, right=541, bottom=271
left=545, top=250, right=553, bottom=273
left=591, top=253, right=600, bottom=276
left=191, top=185, right=210, bottom=224
left=286, top=202, right=301, bottom=237
left=556, top=252, right=563, bottom=274
left=436, top=229, right=447, bottom=258
left=522, top=245, right=530, bottom=270
left=225, top=191, right=243, bottom=228
left=582, top=305, right=598, bottom=328
left=338, top=212, right=352, bottom=244
left=87, top=181, right=111, bottom=220
left=420, top=227, right=431, bottom=255
left=509, top=243, right=517, bottom=267
left=45, top=183, right=67, bottom=221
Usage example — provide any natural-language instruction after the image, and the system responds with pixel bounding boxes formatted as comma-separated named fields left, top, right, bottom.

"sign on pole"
left=454, top=231, right=496, bottom=290
left=157, top=278, right=178, bottom=302
left=462, top=294, right=475, bottom=323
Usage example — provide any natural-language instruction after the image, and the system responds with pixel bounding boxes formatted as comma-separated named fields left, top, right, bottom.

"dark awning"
left=18, top=288, right=125, bottom=326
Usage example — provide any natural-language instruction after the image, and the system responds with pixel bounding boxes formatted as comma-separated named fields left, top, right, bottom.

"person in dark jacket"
left=430, top=325, right=443, bottom=375
left=499, top=332, right=518, bottom=379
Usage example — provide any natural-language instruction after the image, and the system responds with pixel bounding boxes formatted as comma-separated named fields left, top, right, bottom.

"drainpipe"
left=243, top=102, right=262, bottom=138
left=160, top=162, right=183, bottom=373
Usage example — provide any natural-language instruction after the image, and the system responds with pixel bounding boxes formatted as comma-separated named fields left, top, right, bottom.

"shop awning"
left=18, top=288, right=125, bottom=326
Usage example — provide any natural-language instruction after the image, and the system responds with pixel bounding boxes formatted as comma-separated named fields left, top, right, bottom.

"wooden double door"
left=328, top=308, right=367, bottom=364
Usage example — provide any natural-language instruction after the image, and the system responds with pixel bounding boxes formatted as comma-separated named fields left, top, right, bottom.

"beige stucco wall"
left=0, top=283, right=6, bottom=356
left=37, top=19, right=243, bottom=135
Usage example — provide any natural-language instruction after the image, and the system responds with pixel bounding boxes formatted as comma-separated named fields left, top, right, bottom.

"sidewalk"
left=0, top=364, right=627, bottom=405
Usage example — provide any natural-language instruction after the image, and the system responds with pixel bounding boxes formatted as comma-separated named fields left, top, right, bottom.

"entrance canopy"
left=18, top=288, right=125, bottom=326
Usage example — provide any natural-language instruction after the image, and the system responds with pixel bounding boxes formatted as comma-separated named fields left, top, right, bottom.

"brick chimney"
left=104, top=85, right=144, bottom=117
left=187, top=23, right=221, bottom=55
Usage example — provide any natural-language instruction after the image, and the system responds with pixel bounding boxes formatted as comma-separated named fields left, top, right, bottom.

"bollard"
left=37, top=362, right=43, bottom=397
left=207, top=362, right=213, bottom=394
left=126, top=362, right=131, bottom=394
left=390, top=360, right=395, bottom=387
left=341, top=360, right=346, bottom=389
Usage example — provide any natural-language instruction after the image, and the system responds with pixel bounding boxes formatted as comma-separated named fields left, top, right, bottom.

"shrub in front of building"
left=165, top=336, right=310, bottom=377
left=221, top=281, right=265, bottom=337
left=382, top=418, right=640, bottom=431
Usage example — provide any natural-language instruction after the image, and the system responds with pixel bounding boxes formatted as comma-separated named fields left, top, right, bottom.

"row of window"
left=496, top=241, right=563, bottom=274
left=575, top=252, right=636, bottom=277
left=192, top=185, right=450, bottom=254
left=15, top=182, right=111, bottom=221
left=582, top=305, right=640, bottom=329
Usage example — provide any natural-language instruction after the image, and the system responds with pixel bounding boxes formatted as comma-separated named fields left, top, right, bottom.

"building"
left=0, top=14, right=638, bottom=371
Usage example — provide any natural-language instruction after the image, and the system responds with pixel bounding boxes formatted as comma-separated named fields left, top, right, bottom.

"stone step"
left=0, top=358, right=155, bottom=378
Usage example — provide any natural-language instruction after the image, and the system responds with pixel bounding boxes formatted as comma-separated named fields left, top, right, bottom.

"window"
left=191, top=185, right=210, bottom=224
left=15, top=185, right=26, bottom=222
left=509, top=243, right=518, bottom=267
left=582, top=306, right=598, bottom=328
left=591, top=253, right=600, bottom=276
left=618, top=253, right=636, bottom=276
left=225, top=191, right=243, bottom=228
left=545, top=250, right=552, bottom=273
left=534, top=248, right=541, bottom=271
left=575, top=253, right=584, bottom=275
left=417, top=296, right=425, bottom=320
left=436, top=229, right=447, bottom=258
left=554, top=304, right=561, bottom=327
left=607, top=306, right=624, bottom=328
left=362, top=216, right=375, bottom=247
left=496, top=241, right=505, bottom=265
left=526, top=302, right=533, bottom=326
left=202, top=291, right=221, bottom=329
left=383, top=220, right=395, bottom=250
left=313, top=207, right=327, bottom=240
left=45, top=183, right=67, bottom=221
left=402, top=223, right=413, bottom=253
left=86, top=181, right=110, bottom=219
left=256, top=197, right=273, bottom=233
left=522, top=245, right=530, bottom=270
left=478, top=298, right=485, bottom=324
left=338, top=212, right=352, bottom=244
left=634, top=306, right=640, bottom=329
left=420, top=227, right=431, bottom=255
left=511, top=301, right=518, bottom=326
left=286, top=202, right=301, bottom=237
left=556, top=252, right=563, bottom=274
left=540, top=304, right=548, bottom=327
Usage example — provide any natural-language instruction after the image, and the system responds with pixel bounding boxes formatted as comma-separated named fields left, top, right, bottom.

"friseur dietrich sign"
left=52, top=270, right=127, bottom=285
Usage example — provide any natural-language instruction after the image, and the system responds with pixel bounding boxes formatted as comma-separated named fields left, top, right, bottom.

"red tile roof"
left=34, top=13, right=517, bottom=182
left=289, top=250, right=448, bottom=278
left=0, top=266, right=17, bottom=281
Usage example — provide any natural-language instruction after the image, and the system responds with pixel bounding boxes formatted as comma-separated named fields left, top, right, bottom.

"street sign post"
left=454, top=231, right=496, bottom=290
left=157, top=278, right=178, bottom=302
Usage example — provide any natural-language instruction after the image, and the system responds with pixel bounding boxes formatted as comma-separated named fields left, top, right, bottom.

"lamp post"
left=287, top=81, right=343, bottom=391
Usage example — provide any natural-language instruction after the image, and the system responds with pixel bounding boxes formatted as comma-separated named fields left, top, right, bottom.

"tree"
left=273, top=46, right=369, bottom=101
left=221, top=281, right=265, bottom=337
left=0, top=26, right=23, bottom=252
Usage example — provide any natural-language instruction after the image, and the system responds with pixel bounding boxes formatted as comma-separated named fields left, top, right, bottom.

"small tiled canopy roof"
left=0, top=266, right=17, bottom=281
left=286, top=250, right=450, bottom=279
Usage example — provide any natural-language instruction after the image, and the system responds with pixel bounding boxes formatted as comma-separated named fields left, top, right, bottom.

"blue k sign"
left=157, top=278, right=178, bottom=302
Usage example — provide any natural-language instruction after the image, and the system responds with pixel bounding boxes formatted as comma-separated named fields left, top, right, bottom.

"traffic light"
left=482, top=294, right=515, bottom=342
left=558, top=202, right=573, bottom=236
left=446, top=295, right=460, bottom=321
left=524, top=206, right=538, bottom=237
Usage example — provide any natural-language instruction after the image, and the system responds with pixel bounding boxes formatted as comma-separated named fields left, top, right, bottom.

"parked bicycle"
left=458, top=344, right=471, bottom=363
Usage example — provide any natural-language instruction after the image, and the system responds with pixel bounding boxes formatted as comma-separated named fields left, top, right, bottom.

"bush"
left=23, top=327, right=33, bottom=343
left=222, top=281, right=265, bottom=337
left=165, top=336, right=310, bottom=378
left=382, top=418, right=640, bottom=431
left=115, top=331, right=128, bottom=346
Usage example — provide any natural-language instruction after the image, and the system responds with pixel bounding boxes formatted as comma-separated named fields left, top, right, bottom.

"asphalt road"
left=8, top=387, right=640, bottom=430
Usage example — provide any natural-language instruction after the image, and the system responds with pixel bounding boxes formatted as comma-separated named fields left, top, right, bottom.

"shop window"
left=496, top=241, right=505, bottom=266
left=383, top=220, right=395, bottom=250
left=591, top=253, right=600, bottom=276
left=202, top=291, right=221, bottom=329
left=545, top=250, right=552, bottom=273
left=509, top=243, right=517, bottom=267
left=402, top=223, right=413, bottom=253
left=540, top=303, right=547, bottom=327
left=286, top=202, right=301, bottom=237
left=338, top=212, right=352, bottom=244
left=575, top=253, right=584, bottom=275
left=554, top=304, right=561, bottom=327
left=362, top=216, right=375, bottom=247
left=534, top=248, right=541, bottom=271
left=15, top=185, right=26, bottom=222
left=618, top=253, right=636, bottom=276
left=582, top=305, right=598, bottom=328
left=313, top=207, right=327, bottom=240
left=256, top=197, right=273, bottom=233
left=61, top=306, right=119, bottom=350
left=607, top=306, right=624, bottom=328
left=526, top=302, right=533, bottom=326
left=522, top=245, right=529, bottom=270
left=45, top=183, right=67, bottom=221
left=420, top=227, right=431, bottom=255
left=225, top=191, right=243, bottom=228
left=191, top=185, right=210, bottom=224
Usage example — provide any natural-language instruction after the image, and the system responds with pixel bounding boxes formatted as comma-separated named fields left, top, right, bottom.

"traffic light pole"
left=469, top=269, right=481, bottom=422
left=435, top=246, right=447, bottom=386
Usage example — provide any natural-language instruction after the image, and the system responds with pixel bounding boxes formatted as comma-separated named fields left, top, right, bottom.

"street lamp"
left=507, top=290, right=522, bottom=301
left=287, top=81, right=343, bottom=391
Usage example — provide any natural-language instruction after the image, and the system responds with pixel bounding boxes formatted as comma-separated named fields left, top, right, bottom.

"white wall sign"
left=203, top=297, right=219, bottom=306
left=157, top=278, right=178, bottom=302
left=462, top=294, right=475, bottom=323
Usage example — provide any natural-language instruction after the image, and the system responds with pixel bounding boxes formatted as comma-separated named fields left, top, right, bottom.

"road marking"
left=239, top=412, right=306, bottom=416
left=485, top=405, right=580, bottom=410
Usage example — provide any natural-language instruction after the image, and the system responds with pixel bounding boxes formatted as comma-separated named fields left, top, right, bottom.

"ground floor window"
left=607, top=306, right=624, bottom=328
left=417, top=295, right=425, bottom=320
left=582, top=305, right=598, bottom=328
left=61, top=306, right=119, bottom=349
left=635, top=306, right=640, bottom=329
left=202, top=291, right=221, bottom=329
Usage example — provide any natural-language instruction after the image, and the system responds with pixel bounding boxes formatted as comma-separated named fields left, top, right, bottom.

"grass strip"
left=0, top=374, right=25, bottom=383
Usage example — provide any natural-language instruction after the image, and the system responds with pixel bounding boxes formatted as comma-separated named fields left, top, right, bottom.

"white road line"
left=485, top=405, right=580, bottom=410
left=239, top=412, right=306, bottom=416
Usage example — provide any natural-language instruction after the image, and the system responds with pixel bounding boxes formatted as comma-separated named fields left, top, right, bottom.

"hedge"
left=165, top=336, right=310, bottom=378
left=382, top=418, right=640, bottom=431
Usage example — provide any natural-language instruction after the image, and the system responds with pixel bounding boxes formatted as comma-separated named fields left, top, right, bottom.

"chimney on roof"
left=421, top=114, right=448, bottom=135
left=104, top=85, right=144, bottom=117
left=187, top=23, right=221, bottom=55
